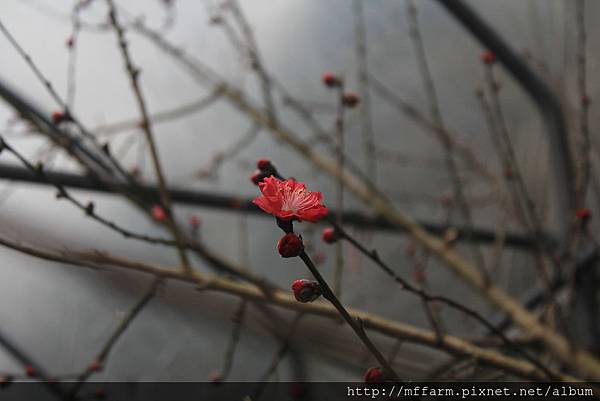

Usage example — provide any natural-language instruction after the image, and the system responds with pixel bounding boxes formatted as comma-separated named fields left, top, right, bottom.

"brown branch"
left=406, top=0, right=489, bottom=284
left=105, top=0, right=192, bottom=273
left=0, top=235, right=575, bottom=381
left=353, top=0, right=377, bottom=183
left=69, top=277, right=161, bottom=397
left=120, top=9, right=599, bottom=379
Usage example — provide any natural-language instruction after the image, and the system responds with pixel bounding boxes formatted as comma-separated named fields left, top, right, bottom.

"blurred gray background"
left=0, top=0, right=597, bottom=382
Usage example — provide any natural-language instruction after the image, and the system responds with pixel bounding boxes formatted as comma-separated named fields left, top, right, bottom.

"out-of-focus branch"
left=434, top=0, right=575, bottom=244
left=353, top=0, right=377, bottom=182
left=69, top=277, right=161, bottom=398
left=92, top=88, right=224, bottom=137
left=406, top=0, right=489, bottom=284
left=105, top=0, right=192, bottom=273
left=0, top=235, right=575, bottom=382
left=0, top=162, right=553, bottom=250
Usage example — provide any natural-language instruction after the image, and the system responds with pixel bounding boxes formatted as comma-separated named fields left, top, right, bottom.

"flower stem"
left=297, top=250, right=399, bottom=381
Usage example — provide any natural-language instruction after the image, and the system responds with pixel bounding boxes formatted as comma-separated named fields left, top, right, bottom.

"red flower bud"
left=322, top=72, right=339, bottom=88
left=51, top=111, right=65, bottom=124
left=189, top=215, right=201, bottom=229
left=25, top=366, right=36, bottom=377
left=291, top=279, right=321, bottom=303
left=322, top=227, right=338, bottom=244
left=256, top=158, right=272, bottom=171
left=277, top=233, right=304, bottom=258
left=364, top=367, right=384, bottom=383
left=151, top=205, right=167, bottom=222
left=576, top=208, right=592, bottom=221
left=88, top=360, right=102, bottom=372
left=250, top=170, right=265, bottom=185
left=342, top=92, right=360, bottom=108
left=480, top=50, right=496, bottom=65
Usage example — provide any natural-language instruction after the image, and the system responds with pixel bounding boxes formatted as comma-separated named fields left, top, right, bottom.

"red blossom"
left=151, top=205, right=167, bottom=222
left=277, top=233, right=304, bottom=258
left=342, top=92, right=360, bottom=108
left=364, top=367, right=383, bottom=383
left=291, top=279, right=321, bottom=303
left=322, top=72, right=340, bottom=88
left=576, top=208, right=592, bottom=221
left=253, top=176, right=328, bottom=223
left=481, top=50, right=496, bottom=64
left=322, top=227, right=338, bottom=244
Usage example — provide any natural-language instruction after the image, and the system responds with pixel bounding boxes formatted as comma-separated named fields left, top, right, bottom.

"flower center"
left=281, top=187, right=308, bottom=214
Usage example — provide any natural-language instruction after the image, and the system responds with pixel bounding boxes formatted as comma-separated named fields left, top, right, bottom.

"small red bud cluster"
left=25, top=366, right=36, bottom=377
left=51, top=111, right=70, bottom=125
left=291, top=279, right=321, bottom=303
left=250, top=158, right=275, bottom=186
left=480, top=50, right=496, bottom=65
left=88, top=360, right=103, bottom=373
left=322, top=72, right=340, bottom=88
left=341, top=92, right=360, bottom=108
left=277, top=233, right=304, bottom=258
left=321, top=227, right=338, bottom=244
left=364, top=367, right=384, bottom=383
left=151, top=205, right=167, bottom=222
left=576, top=208, right=592, bottom=222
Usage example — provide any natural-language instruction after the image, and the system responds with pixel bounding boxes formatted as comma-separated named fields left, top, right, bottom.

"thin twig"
left=68, top=277, right=162, bottom=398
left=105, top=0, right=192, bottom=273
